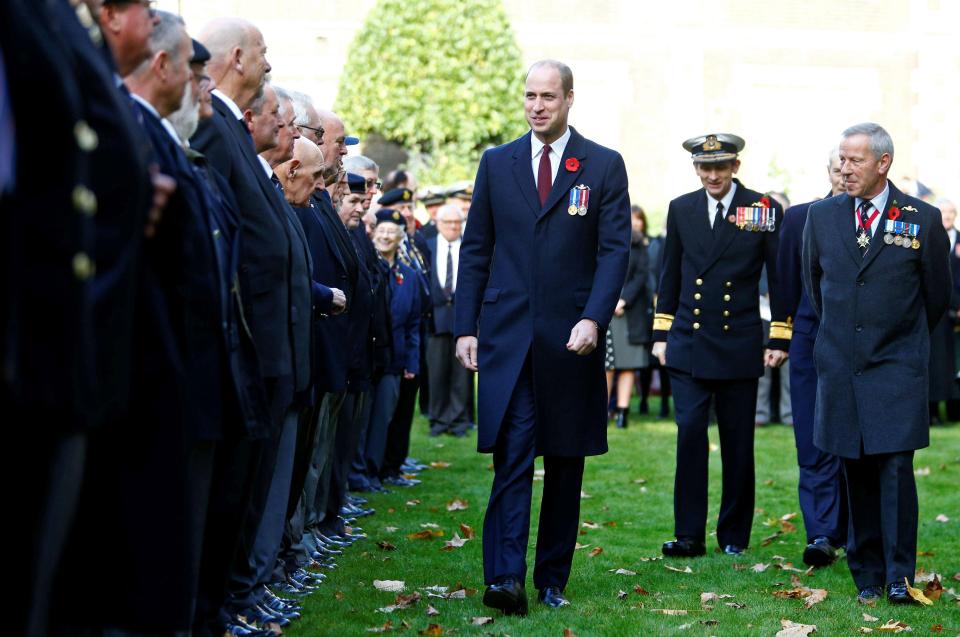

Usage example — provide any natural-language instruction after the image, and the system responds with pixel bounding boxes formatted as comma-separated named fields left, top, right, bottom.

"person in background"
left=928, top=198, right=960, bottom=424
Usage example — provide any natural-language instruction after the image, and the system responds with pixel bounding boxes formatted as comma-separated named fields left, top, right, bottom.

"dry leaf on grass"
left=752, top=563, right=770, bottom=572
left=904, top=578, right=934, bottom=605
left=863, top=613, right=879, bottom=622
left=581, top=521, right=600, bottom=530
left=367, top=620, right=393, bottom=633
left=580, top=490, right=592, bottom=499
left=638, top=555, right=663, bottom=562
left=588, top=547, right=604, bottom=558
left=634, top=585, right=650, bottom=596
left=771, top=576, right=828, bottom=608
left=915, top=466, right=930, bottom=476
left=725, top=601, right=746, bottom=609
left=762, top=531, right=784, bottom=546
left=419, top=624, right=443, bottom=637
left=373, top=580, right=405, bottom=592
left=407, top=529, right=444, bottom=540
left=441, top=533, right=469, bottom=551
left=935, top=514, right=950, bottom=523
left=872, top=619, right=912, bottom=633
left=406, top=499, right=421, bottom=507
left=700, top=592, right=735, bottom=609
left=429, top=461, right=450, bottom=469
left=563, top=629, right=579, bottom=637
left=665, top=564, right=693, bottom=574
left=426, top=605, right=440, bottom=616
left=616, top=590, right=628, bottom=600
left=385, top=526, right=399, bottom=533
left=335, top=591, right=344, bottom=601
left=923, top=575, right=944, bottom=601
left=446, top=498, right=469, bottom=511
left=776, top=619, right=817, bottom=637
left=609, top=568, right=637, bottom=576
left=651, top=608, right=688, bottom=615
left=930, top=624, right=943, bottom=633
left=420, top=522, right=441, bottom=529
left=459, top=523, right=476, bottom=539
left=377, top=541, right=397, bottom=551
left=574, top=543, right=591, bottom=550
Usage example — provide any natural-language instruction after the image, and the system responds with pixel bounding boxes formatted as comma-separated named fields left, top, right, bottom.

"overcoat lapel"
left=701, top=181, right=750, bottom=272
left=830, top=194, right=862, bottom=266
left=510, top=132, right=540, bottom=216
left=860, top=180, right=901, bottom=272
left=538, top=128, right=586, bottom=219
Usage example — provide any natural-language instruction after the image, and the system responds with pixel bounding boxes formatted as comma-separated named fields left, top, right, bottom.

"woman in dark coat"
left=607, top=205, right=655, bottom=427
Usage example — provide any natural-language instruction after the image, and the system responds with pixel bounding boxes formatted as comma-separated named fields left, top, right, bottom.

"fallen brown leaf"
left=700, top=619, right=719, bottom=626
left=426, top=605, right=439, bottom=616
left=664, top=564, right=693, bottom=574
left=420, top=522, right=441, bottom=529
left=367, top=620, right=393, bottom=633
left=581, top=521, right=600, bottom=530
left=762, top=531, right=784, bottom=546
left=588, top=546, right=604, bottom=558
left=407, top=529, right=444, bottom=540
left=574, top=543, right=590, bottom=550
left=863, top=613, right=878, bottom=622
left=335, top=590, right=344, bottom=601
left=394, top=592, right=421, bottom=608
left=385, top=526, right=399, bottom=533
left=633, top=478, right=647, bottom=485
left=405, top=499, right=421, bottom=507
left=563, top=629, right=579, bottom=637
left=446, top=498, right=469, bottom=512
left=776, top=619, right=817, bottom=637
left=916, top=550, right=935, bottom=557
left=580, top=490, right=592, bottom=499
left=609, top=568, right=637, bottom=575
left=459, top=523, right=476, bottom=539
left=764, top=479, right=776, bottom=486
left=377, top=541, right=397, bottom=551
left=604, top=521, right=618, bottom=527
left=651, top=609, right=688, bottom=615
left=441, top=533, right=469, bottom=551
left=924, top=575, right=944, bottom=601
left=930, top=625, right=943, bottom=633
left=873, top=619, right=911, bottom=633
left=429, top=461, right=450, bottom=469
left=634, top=585, right=650, bottom=596
left=419, top=624, right=443, bottom=637
left=725, top=602, right=746, bottom=609
left=905, top=578, right=934, bottom=605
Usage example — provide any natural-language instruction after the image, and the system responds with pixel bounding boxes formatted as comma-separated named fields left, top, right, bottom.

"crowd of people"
left=3, top=2, right=477, bottom=636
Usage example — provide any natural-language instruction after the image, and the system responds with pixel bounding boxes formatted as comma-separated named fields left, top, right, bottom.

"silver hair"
left=167, top=80, right=199, bottom=143
left=826, top=146, right=840, bottom=168
left=841, top=122, right=894, bottom=161
left=935, top=198, right=956, bottom=211
left=343, top=155, right=379, bottom=174
left=436, top=203, right=465, bottom=222
left=287, top=90, right=314, bottom=126
left=150, top=11, right=187, bottom=60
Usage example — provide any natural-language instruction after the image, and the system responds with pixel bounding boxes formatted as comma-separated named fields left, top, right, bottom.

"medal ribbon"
left=856, top=204, right=880, bottom=232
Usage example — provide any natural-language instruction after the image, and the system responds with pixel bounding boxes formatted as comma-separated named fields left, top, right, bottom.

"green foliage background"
left=335, top=0, right=528, bottom=185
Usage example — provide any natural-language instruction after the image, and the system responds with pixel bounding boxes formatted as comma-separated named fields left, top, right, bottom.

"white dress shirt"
left=706, top=182, right=738, bottom=228
left=947, top=227, right=956, bottom=252
left=531, top=126, right=571, bottom=189
left=435, top=235, right=461, bottom=294
left=854, top=181, right=890, bottom=237
left=129, top=93, right=183, bottom=148
left=257, top=155, right=273, bottom=179
left=212, top=88, right=244, bottom=121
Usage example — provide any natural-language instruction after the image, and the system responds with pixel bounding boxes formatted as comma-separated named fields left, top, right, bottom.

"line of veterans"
left=2, top=3, right=476, bottom=636
left=651, top=125, right=952, bottom=608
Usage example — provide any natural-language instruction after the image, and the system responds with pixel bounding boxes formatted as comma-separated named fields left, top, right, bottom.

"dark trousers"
left=225, top=376, right=293, bottom=613
left=482, top=355, right=584, bottom=591
left=426, top=334, right=473, bottom=433
left=11, top=422, right=85, bottom=637
left=789, top=332, right=847, bottom=544
left=842, top=449, right=917, bottom=589
left=668, top=369, right=758, bottom=547
left=323, top=389, right=366, bottom=532
left=381, top=375, right=420, bottom=477
left=352, top=373, right=401, bottom=486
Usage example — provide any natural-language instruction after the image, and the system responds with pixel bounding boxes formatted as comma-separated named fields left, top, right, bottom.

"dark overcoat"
left=454, top=127, right=631, bottom=457
left=802, top=182, right=951, bottom=458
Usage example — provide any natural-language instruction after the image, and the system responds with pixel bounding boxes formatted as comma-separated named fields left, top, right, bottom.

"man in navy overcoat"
left=455, top=60, right=630, bottom=614
left=802, top=123, right=950, bottom=605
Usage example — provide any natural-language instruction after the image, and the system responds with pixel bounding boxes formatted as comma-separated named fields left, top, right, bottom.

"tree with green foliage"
left=335, top=0, right=527, bottom=185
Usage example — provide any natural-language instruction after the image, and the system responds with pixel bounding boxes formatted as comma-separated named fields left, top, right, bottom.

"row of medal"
left=567, top=184, right=590, bottom=216
left=883, top=219, right=920, bottom=249
left=731, top=206, right=776, bottom=232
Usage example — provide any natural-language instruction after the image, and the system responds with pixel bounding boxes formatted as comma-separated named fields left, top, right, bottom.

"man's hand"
left=652, top=341, right=667, bottom=366
left=144, top=166, right=176, bottom=239
left=329, top=288, right=347, bottom=315
left=403, top=370, right=416, bottom=380
left=614, top=298, right=627, bottom=317
left=764, top=349, right=788, bottom=368
left=456, top=336, right=478, bottom=371
left=566, top=319, right=598, bottom=355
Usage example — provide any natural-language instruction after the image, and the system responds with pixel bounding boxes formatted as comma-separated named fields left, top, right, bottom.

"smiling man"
left=455, top=60, right=630, bottom=615
left=653, top=133, right=791, bottom=560
left=802, top=122, right=950, bottom=605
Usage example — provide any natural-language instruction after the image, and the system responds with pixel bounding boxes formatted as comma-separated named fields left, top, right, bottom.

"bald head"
left=277, top=137, right=326, bottom=207
left=198, top=17, right=271, bottom=110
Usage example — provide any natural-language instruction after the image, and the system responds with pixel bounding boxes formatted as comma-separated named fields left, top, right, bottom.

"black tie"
left=712, top=201, right=725, bottom=233
left=857, top=201, right=872, bottom=255
left=271, top=172, right=284, bottom=195
left=443, top=243, right=454, bottom=299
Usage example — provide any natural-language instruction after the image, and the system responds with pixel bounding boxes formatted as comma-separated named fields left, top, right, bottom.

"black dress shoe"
left=538, top=586, right=570, bottom=608
left=802, top=536, right=838, bottom=567
left=722, top=544, right=745, bottom=555
left=615, top=408, right=628, bottom=429
left=482, top=577, right=528, bottom=616
left=662, top=538, right=706, bottom=557
left=857, top=585, right=883, bottom=603
left=886, top=582, right=916, bottom=604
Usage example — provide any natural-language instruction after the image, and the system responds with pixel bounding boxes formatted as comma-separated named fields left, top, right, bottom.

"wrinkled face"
left=329, top=171, right=347, bottom=206
left=338, top=193, right=365, bottom=229
left=100, top=0, right=159, bottom=75
left=243, top=28, right=271, bottom=95
left=839, top=134, right=890, bottom=199
left=395, top=201, right=415, bottom=233
left=941, top=202, right=957, bottom=231
left=159, top=32, right=193, bottom=117
left=694, top=160, right=739, bottom=200
left=298, top=108, right=325, bottom=147
left=321, top=117, right=347, bottom=173
left=373, top=222, right=403, bottom=254
left=362, top=211, right=377, bottom=238
left=827, top=154, right=843, bottom=196
left=276, top=99, right=300, bottom=163
left=437, top=214, right=463, bottom=242
left=285, top=156, right=324, bottom=207
left=524, top=65, right=573, bottom=144
left=359, top=168, right=379, bottom=211
left=249, top=86, right=280, bottom=153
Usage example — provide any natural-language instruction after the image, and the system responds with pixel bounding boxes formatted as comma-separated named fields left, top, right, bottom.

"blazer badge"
left=568, top=184, right=591, bottom=216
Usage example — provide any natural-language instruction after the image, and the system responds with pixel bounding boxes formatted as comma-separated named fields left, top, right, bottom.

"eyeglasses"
left=297, top=124, right=325, bottom=138
left=365, top=179, right=382, bottom=190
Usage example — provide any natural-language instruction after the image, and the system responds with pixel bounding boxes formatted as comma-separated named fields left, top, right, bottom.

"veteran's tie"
left=712, top=201, right=725, bottom=233
left=443, top=243, right=454, bottom=299
left=537, top=144, right=552, bottom=206
left=857, top=201, right=873, bottom=255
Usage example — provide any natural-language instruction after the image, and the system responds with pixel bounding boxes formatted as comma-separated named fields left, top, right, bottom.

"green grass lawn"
left=289, top=401, right=959, bottom=636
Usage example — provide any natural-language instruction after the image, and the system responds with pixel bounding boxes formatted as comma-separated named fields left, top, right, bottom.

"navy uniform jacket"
left=1, top=0, right=98, bottom=429
left=778, top=199, right=825, bottom=342
left=653, top=179, right=791, bottom=379
left=191, top=94, right=293, bottom=384
left=802, top=182, right=951, bottom=458
left=384, top=260, right=421, bottom=376
left=455, top=127, right=631, bottom=457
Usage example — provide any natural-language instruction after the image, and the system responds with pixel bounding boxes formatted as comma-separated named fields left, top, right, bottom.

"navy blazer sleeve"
left=653, top=202, right=682, bottom=341
left=454, top=151, right=495, bottom=338
left=801, top=204, right=824, bottom=319
left=777, top=204, right=806, bottom=318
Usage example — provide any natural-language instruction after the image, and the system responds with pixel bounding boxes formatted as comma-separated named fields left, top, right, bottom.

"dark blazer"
left=426, top=236, right=457, bottom=335
left=779, top=200, right=823, bottom=342
left=653, top=180, right=790, bottom=379
left=384, top=260, right=421, bottom=376
left=455, top=127, right=631, bottom=456
left=279, top=199, right=315, bottom=395
left=621, top=238, right=654, bottom=345
left=802, top=182, right=951, bottom=458
left=0, top=0, right=99, bottom=428
left=345, top=225, right=376, bottom=389
left=191, top=93, right=292, bottom=381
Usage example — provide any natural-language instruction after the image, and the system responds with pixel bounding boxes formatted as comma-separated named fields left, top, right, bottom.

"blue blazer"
left=802, top=182, right=951, bottom=457
left=385, top=260, right=421, bottom=376
left=455, top=127, right=631, bottom=456
left=778, top=199, right=824, bottom=342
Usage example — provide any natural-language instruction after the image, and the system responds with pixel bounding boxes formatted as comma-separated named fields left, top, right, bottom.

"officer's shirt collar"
left=854, top=180, right=890, bottom=234
left=706, top=181, right=738, bottom=220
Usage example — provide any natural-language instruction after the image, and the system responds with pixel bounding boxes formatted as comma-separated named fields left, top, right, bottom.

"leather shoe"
left=886, top=582, right=916, bottom=604
left=722, top=544, right=745, bottom=555
left=802, top=536, right=838, bottom=567
left=482, top=577, right=528, bottom=616
left=662, top=538, right=706, bottom=557
left=384, top=475, right=420, bottom=487
left=538, top=586, right=570, bottom=608
left=857, top=585, right=883, bottom=603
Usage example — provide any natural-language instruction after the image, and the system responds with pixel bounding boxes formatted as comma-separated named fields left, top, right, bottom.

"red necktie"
left=537, top=144, right=552, bottom=206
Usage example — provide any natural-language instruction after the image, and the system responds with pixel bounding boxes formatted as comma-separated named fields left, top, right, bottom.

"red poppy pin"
left=565, top=157, right=580, bottom=172
left=760, top=196, right=771, bottom=208
left=888, top=206, right=901, bottom=220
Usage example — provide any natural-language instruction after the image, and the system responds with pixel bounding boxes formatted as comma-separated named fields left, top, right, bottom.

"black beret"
left=190, top=39, right=210, bottom=65
left=378, top=188, right=414, bottom=206
left=375, top=208, right=405, bottom=226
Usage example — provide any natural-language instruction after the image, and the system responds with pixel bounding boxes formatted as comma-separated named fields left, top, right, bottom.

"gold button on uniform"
left=692, top=322, right=701, bottom=330
left=72, top=185, right=97, bottom=216
left=723, top=310, right=730, bottom=317
left=723, top=294, right=731, bottom=302
left=72, top=252, right=95, bottom=281
left=694, top=292, right=702, bottom=300
left=725, top=281, right=732, bottom=288
left=693, top=308, right=701, bottom=316
left=723, top=325, right=730, bottom=331
left=695, top=278, right=703, bottom=286
left=74, top=120, right=99, bottom=151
